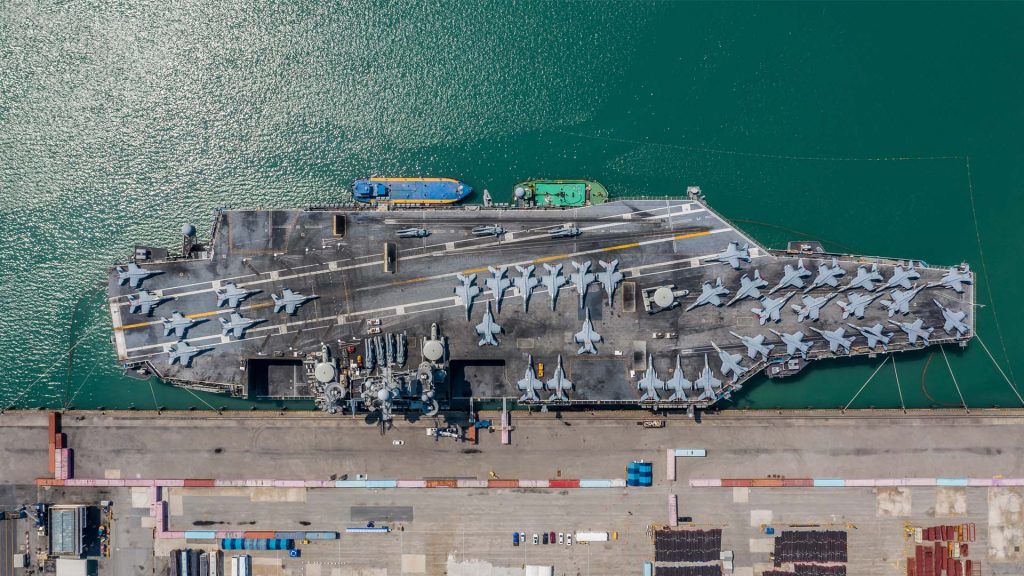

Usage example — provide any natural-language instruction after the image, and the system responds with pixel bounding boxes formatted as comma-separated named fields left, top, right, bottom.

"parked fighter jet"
left=215, top=282, right=258, bottom=308
left=694, top=355, right=722, bottom=402
left=685, top=278, right=729, bottom=311
left=513, top=265, right=540, bottom=312
left=665, top=355, right=693, bottom=401
left=570, top=260, right=596, bottom=309
left=726, top=270, right=768, bottom=306
left=516, top=355, right=544, bottom=402
left=596, top=260, right=624, bottom=307
left=541, top=263, right=567, bottom=310
left=637, top=355, right=664, bottom=402
left=454, top=273, right=481, bottom=319
left=161, top=311, right=198, bottom=339
left=127, top=290, right=168, bottom=316
left=220, top=312, right=261, bottom=339
left=752, top=292, right=795, bottom=325
left=881, top=263, right=921, bottom=290
left=117, top=262, right=163, bottom=288
left=396, top=228, right=430, bottom=238
left=840, top=263, right=884, bottom=292
left=574, top=309, right=602, bottom=355
left=710, top=341, right=747, bottom=382
left=271, top=288, right=313, bottom=315
left=879, top=285, right=925, bottom=317
left=929, top=264, right=972, bottom=293
left=475, top=302, right=501, bottom=346
left=545, top=355, right=573, bottom=401
left=810, top=326, right=854, bottom=354
left=806, top=258, right=846, bottom=292
left=549, top=226, right=581, bottom=239
left=934, top=299, right=969, bottom=335
left=729, top=332, right=775, bottom=360
left=770, top=258, right=811, bottom=293
left=889, top=318, right=934, bottom=346
left=837, top=292, right=882, bottom=320
left=708, top=242, right=750, bottom=269
left=770, top=329, right=812, bottom=359
left=791, top=293, right=835, bottom=322
left=848, top=323, right=893, bottom=351
left=167, top=341, right=208, bottom=367
left=471, top=225, right=506, bottom=237
left=485, top=266, right=511, bottom=312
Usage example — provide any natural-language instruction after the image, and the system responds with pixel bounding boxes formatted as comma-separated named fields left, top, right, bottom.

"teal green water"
left=2, top=2, right=1022, bottom=411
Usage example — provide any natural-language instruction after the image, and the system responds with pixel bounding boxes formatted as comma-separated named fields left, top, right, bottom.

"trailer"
left=575, top=532, right=609, bottom=543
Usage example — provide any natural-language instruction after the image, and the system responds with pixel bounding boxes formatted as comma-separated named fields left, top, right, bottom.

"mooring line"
left=976, top=333, right=1024, bottom=406
left=893, top=355, right=906, bottom=414
left=940, top=345, right=969, bottom=413
left=843, top=356, right=890, bottom=413
left=2, top=321, right=104, bottom=412
left=64, top=358, right=102, bottom=409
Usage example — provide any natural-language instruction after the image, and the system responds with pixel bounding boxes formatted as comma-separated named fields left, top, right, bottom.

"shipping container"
left=425, top=479, right=457, bottom=488
left=548, top=479, right=580, bottom=489
left=575, top=532, right=609, bottom=542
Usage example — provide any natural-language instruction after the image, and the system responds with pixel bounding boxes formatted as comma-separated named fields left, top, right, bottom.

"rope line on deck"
left=843, top=356, right=890, bottom=413
left=976, top=332, right=1024, bottom=406
left=940, top=345, right=969, bottom=413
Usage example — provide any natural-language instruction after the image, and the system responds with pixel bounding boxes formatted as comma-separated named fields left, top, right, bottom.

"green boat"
left=513, top=179, right=609, bottom=207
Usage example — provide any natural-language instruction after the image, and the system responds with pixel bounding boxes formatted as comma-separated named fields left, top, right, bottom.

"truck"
left=574, top=532, right=609, bottom=543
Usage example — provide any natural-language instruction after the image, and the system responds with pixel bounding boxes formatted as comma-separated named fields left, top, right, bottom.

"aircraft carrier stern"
left=106, top=190, right=975, bottom=418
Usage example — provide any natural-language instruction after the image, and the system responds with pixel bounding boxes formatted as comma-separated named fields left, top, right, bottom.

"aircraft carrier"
left=106, top=188, right=975, bottom=419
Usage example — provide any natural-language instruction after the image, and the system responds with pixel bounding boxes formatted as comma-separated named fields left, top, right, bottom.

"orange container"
left=487, top=479, right=517, bottom=488
left=243, top=531, right=276, bottom=539
left=750, top=479, right=784, bottom=487
left=48, top=412, right=60, bottom=437
left=54, top=433, right=66, bottom=449
left=426, top=479, right=457, bottom=488
left=183, top=479, right=216, bottom=487
left=48, top=443, right=56, bottom=473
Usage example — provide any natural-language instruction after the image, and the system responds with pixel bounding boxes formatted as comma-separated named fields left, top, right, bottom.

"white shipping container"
left=574, top=532, right=609, bottom=542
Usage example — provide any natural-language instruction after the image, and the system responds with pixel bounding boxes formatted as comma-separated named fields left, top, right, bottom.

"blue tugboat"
left=352, top=177, right=472, bottom=205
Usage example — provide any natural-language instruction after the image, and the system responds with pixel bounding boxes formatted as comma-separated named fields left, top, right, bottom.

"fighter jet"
left=512, top=265, right=540, bottom=312
left=694, top=355, right=722, bottom=402
left=929, top=264, right=973, bottom=293
left=596, top=260, right=624, bottom=307
left=665, top=355, right=693, bottom=401
left=570, top=260, right=596, bottom=309
left=127, top=290, right=168, bottom=316
left=545, top=355, right=573, bottom=401
left=770, top=329, right=812, bottom=359
left=215, top=282, right=258, bottom=308
left=549, top=226, right=581, bottom=239
left=726, top=270, right=768, bottom=306
left=454, top=273, right=481, bottom=319
left=396, top=228, right=430, bottom=238
left=840, top=263, right=884, bottom=292
left=751, top=292, right=795, bottom=325
left=806, top=258, right=846, bottom=292
left=574, top=308, right=602, bottom=355
left=710, top=341, right=747, bottom=383
left=791, top=293, right=835, bottom=322
left=219, top=312, right=261, bottom=339
left=471, top=225, right=506, bottom=237
left=637, top=355, right=664, bottom=402
left=685, top=278, right=729, bottom=312
left=770, top=258, right=811, bottom=293
left=881, top=263, right=921, bottom=290
left=485, top=266, right=512, bottom=312
left=117, top=262, right=163, bottom=288
left=271, top=288, right=313, bottom=315
left=810, top=326, right=854, bottom=354
left=161, top=311, right=198, bottom=339
left=729, top=331, right=775, bottom=360
left=708, top=241, right=750, bottom=269
left=475, top=302, right=501, bottom=346
left=167, top=341, right=209, bottom=367
left=837, top=292, right=882, bottom=320
left=540, top=263, right=567, bottom=311
left=848, top=323, right=893, bottom=351
left=516, top=355, right=544, bottom=402
left=934, top=299, right=969, bottom=335
left=889, top=318, right=934, bottom=346
left=879, top=285, right=925, bottom=317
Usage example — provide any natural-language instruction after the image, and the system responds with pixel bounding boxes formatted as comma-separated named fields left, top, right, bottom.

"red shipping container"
left=487, top=479, right=517, bottom=488
left=961, top=543, right=968, bottom=556
left=548, top=479, right=580, bottom=488
left=243, top=531, right=275, bottom=539
left=934, top=542, right=942, bottom=575
left=182, top=479, right=215, bottom=487
left=48, top=412, right=60, bottom=437
left=54, top=432, right=66, bottom=449
left=916, top=545, right=924, bottom=576
left=907, top=556, right=915, bottom=576
left=965, top=560, right=972, bottom=573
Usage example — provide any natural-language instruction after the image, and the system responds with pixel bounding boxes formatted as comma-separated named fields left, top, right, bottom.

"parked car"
left=513, top=532, right=519, bottom=546
left=542, top=533, right=548, bottom=544
left=549, top=531, right=556, bottom=544
left=566, top=534, right=572, bottom=546
left=558, top=532, right=564, bottom=544
left=532, top=533, right=539, bottom=545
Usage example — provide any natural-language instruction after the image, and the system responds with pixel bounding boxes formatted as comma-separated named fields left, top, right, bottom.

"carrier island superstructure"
left=106, top=188, right=974, bottom=419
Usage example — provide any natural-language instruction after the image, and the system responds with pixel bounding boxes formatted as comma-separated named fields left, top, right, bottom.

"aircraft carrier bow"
left=107, top=188, right=975, bottom=419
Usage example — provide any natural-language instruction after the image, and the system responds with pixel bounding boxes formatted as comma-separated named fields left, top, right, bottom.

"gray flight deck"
left=107, top=193, right=974, bottom=412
